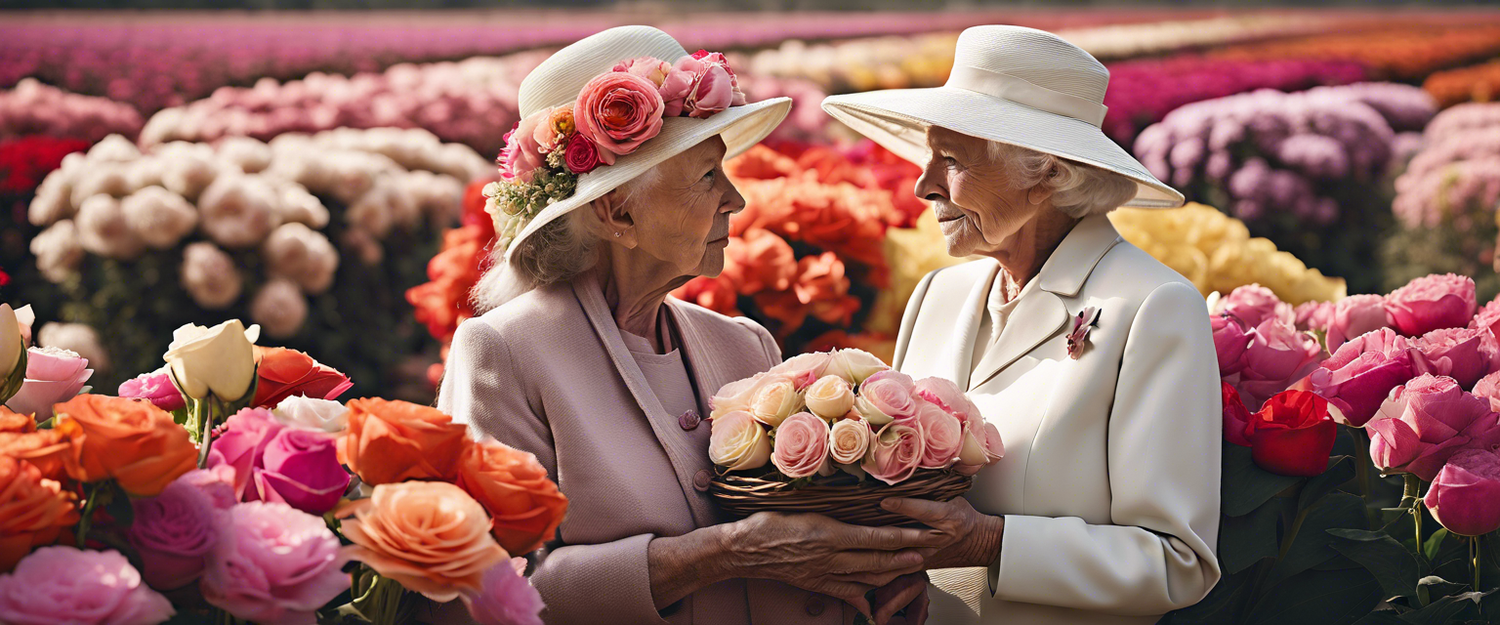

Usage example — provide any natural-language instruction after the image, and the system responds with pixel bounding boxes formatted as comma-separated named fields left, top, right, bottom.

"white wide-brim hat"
left=822, top=25, right=1183, bottom=209
left=502, top=25, right=792, bottom=260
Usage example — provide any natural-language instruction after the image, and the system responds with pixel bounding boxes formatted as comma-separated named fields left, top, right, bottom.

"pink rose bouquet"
left=207, top=407, right=351, bottom=515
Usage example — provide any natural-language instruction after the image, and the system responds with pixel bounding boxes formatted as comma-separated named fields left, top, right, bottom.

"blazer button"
left=693, top=469, right=712, bottom=492
left=804, top=596, right=826, bottom=616
left=679, top=410, right=701, bottom=431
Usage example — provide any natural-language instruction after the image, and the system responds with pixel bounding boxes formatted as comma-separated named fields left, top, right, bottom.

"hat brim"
left=822, top=87, right=1184, bottom=209
left=506, top=97, right=793, bottom=260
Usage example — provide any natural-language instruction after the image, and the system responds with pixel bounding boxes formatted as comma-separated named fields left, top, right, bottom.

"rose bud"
left=1424, top=448, right=1500, bottom=536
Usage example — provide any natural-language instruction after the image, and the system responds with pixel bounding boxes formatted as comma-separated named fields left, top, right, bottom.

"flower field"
left=7, top=6, right=1500, bottom=622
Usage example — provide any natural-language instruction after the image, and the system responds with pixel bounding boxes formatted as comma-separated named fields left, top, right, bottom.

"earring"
left=613, top=231, right=622, bottom=238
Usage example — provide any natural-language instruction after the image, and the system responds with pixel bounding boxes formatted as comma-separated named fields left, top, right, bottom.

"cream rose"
left=709, top=373, right=763, bottom=420
left=272, top=395, right=348, bottom=434
left=749, top=376, right=804, bottom=427
left=163, top=319, right=261, bottom=402
left=708, top=410, right=771, bottom=471
left=824, top=348, right=888, bottom=385
left=828, top=417, right=871, bottom=465
left=0, top=305, right=22, bottom=384
left=804, top=375, right=854, bottom=420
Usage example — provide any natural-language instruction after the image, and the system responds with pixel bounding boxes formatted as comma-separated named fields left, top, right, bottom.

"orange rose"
left=672, top=276, right=740, bottom=317
left=0, top=455, right=79, bottom=572
left=722, top=229, right=797, bottom=296
left=794, top=252, right=861, bottom=326
left=51, top=395, right=196, bottom=496
left=0, top=428, right=73, bottom=482
left=455, top=439, right=568, bottom=555
left=0, top=407, right=34, bottom=434
left=252, top=347, right=352, bottom=409
left=337, top=481, right=508, bottom=601
left=339, top=398, right=467, bottom=485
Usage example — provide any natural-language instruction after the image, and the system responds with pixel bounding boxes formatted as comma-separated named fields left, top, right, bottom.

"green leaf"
left=1398, top=591, right=1483, bottom=624
left=1222, top=498, right=1284, bottom=575
left=1299, top=456, right=1355, bottom=511
left=1328, top=529, right=1420, bottom=599
left=1422, top=528, right=1449, bottom=562
left=1268, top=493, right=1369, bottom=587
left=1224, top=442, right=1303, bottom=517
left=1246, top=567, right=1383, bottom=625
left=1351, top=613, right=1411, bottom=625
left=1160, top=568, right=1260, bottom=624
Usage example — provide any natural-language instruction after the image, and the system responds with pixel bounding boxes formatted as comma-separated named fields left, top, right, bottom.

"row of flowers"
left=1423, top=58, right=1500, bottom=109
left=0, top=79, right=143, bottom=144
left=1209, top=24, right=1500, bottom=81
left=0, top=308, right=564, bottom=625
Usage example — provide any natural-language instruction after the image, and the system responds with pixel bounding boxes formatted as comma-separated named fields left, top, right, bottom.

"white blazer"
left=893, top=215, right=1222, bottom=625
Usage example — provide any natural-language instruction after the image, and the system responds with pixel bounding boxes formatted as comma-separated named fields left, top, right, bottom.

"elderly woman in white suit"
left=822, top=26, right=1222, bottom=624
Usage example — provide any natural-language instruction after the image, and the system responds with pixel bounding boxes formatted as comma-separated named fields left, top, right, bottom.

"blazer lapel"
left=967, top=290, right=1070, bottom=390
left=942, top=259, right=1000, bottom=385
left=666, top=300, right=734, bottom=418
left=571, top=276, right=716, bottom=525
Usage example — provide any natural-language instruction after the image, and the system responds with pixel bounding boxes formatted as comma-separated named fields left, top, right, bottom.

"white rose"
left=749, top=376, right=803, bottom=427
left=181, top=242, right=243, bottom=309
left=828, top=417, right=872, bottom=465
left=804, top=375, right=855, bottom=421
left=708, top=410, right=771, bottom=471
left=162, top=319, right=260, bottom=401
left=122, top=186, right=197, bottom=249
left=272, top=395, right=347, bottom=434
left=250, top=278, right=308, bottom=339
left=30, top=220, right=84, bottom=284
left=75, top=194, right=146, bottom=260
left=199, top=174, right=280, bottom=248
left=823, top=349, right=889, bottom=385
left=263, top=223, right=339, bottom=294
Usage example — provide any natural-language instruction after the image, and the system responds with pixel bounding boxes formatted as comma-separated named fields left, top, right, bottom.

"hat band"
left=945, top=65, right=1108, bottom=128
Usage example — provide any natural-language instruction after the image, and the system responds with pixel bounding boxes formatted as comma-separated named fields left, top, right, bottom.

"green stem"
left=75, top=481, right=102, bottom=547
left=195, top=398, right=222, bottom=469
left=1473, top=535, right=1482, bottom=592
left=1405, top=474, right=1430, bottom=606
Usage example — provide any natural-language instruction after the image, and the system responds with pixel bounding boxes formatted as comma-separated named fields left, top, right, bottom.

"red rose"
left=252, top=347, right=352, bottom=409
left=1222, top=382, right=1254, bottom=447
left=1247, top=390, right=1337, bottom=477
left=563, top=132, right=603, bottom=174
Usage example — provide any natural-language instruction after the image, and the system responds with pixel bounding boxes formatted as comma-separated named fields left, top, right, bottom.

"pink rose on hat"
left=574, top=72, right=665, bottom=157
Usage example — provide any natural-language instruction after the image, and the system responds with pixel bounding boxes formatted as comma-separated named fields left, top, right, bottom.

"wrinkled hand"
left=880, top=498, right=1004, bottom=570
left=721, top=511, right=948, bottom=617
left=871, top=572, right=929, bottom=625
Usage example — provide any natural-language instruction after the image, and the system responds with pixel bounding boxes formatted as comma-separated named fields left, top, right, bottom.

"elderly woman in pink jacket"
left=438, top=26, right=940, bottom=625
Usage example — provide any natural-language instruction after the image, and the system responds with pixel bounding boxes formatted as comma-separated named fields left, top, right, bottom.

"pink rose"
left=824, top=348, right=889, bottom=385
left=855, top=369, right=918, bottom=425
left=498, top=111, right=546, bottom=184
left=828, top=417, right=872, bottom=465
left=915, top=401, right=964, bottom=470
left=1366, top=374, right=1500, bottom=480
left=771, top=412, right=832, bottom=478
left=563, top=133, right=605, bottom=174
left=1294, top=300, right=1335, bottom=333
left=201, top=501, right=349, bottom=624
left=1224, top=318, right=1323, bottom=410
left=462, top=558, right=545, bottom=625
left=573, top=72, right=665, bottom=157
left=769, top=352, right=831, bottom=389
left=207, top=407, right=351, bottom=515
left=208, top=407, right=283, bottom=500
left=118, top=369, right=186, bottom=412
left=674, top=56, right=734, bottom=119
left=1304, top=328, right=1420, bottom=427
left=1326, top=294, right=1393, bottom=353
left=1385, top=273, right=1477, bottom=337
left=658, top=68, right=695, bottom=117
left=1212, top=314, right=1254, bottom=377
left=4, top=346, right=92, bottom=420
left=1414, top=327, right=1495, bottom=390
left=1470, top=297, right=1500, bottom=340
left=176, top=465, right=238, bottom=509
left=128, top=476, right=221, bottom=590
left=1474, top=370, right=1500, bottom=411
left=612, top=57, right=672, bottom=87
left=0, top=546, right=175, bottom=625
left=689, top=50, right=746, bottom=106
left=1215, top=284, right=1295, bottom=328
left=1424, top=448, right=1500, bottom=536
left=914, top=376, right=1002, bottom=474
left=863, top=420, right=924, bottom=485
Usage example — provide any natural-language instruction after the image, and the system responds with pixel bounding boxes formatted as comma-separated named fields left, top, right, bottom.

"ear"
left=1027, top=178, right=1056, bottom=206
left=589, top=188, right=638, bottom=249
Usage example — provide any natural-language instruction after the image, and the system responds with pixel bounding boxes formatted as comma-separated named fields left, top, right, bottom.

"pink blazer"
left=438, top=273, right=855, bottom=625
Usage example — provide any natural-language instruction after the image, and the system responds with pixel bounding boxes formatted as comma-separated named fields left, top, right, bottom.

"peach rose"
left=914, top=401, right=964, bottom=470
left=533, top=106, right=576, bottom=153
left=0, top=456, right=79, bottom=573
left=52, top=395, right=197, bottom=496
left=455, top=439, right=569, bottom=556
left=771, top=412, right=832, bottom=479
left=828, top=417, right=871, bottom=465
left=862, top=421, right=924, bottom=486
left=748, top=375, right=804, bottom=427
left=339, top=398, right=468, bottom=485
left=708, top=410, right=771, bottom=471
left=804, top=375, right=855, bottom=421
left=573, top=72, right=665, bottom=156
left=338, top=481, right=509, bottom=602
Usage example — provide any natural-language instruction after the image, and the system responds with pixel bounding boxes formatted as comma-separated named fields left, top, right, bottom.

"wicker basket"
left=708, top=469, right=973, bottom=526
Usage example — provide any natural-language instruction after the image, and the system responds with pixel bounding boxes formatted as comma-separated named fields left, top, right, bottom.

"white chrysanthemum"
left=69, top=165, right=131, bottom=208
left=37, top=322, right=109, bottom=372
left=263, top=222, right=339, bottom=294
left=272, top=182, right=330, bottom=229
left=86, top=134, right=141, bottom=162
left=180, top=241, right=243, bottom=309
left=122, top=185, right=198, bottom=249
left=160, top=151, right=223, bottom=201
left=198, top=174, right=280, bottom=248
left=217, top=136, right=274, bottom=173
left=30, top=220, right=85, bottom=283
left=250, top=278, right=308, bottom=339
left=27, top=174, right=73, bottom=227
left=75, top=194, right=145, bottom=259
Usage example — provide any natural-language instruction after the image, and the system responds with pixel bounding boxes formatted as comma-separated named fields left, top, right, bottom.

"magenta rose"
left=658, top=68, right=695, bottom=117
left=5, top=346, right=91, bottom=420
left=1424, top=448, right=1500, bottom=536
left=855, top=369, right=919, bottom=425
left=674, top=56, right=735, bottom=119
left=1212, top=314, right=1254, bottom=377
left=914, top=401, right=964, bottom=470
left=771, top=411, right=831, bottom=479
left=128, top=476, right=221, bottom=590
left=1474, top=370, right=1500, bottom=411
left=1225, top=318, right=1324, bottom=410
left=573, top=72, right=665, bottom=156
left=1414, top=327, right=1495, bottom=390
left=863, top=420, right=925, bottom=485
left=118, top=369, right=186, bottom=412
left=0, top=547, right=175, bottom=625
left=208, top=407, right=283, bottom=501
left=253, top=427, right=350, bottom=515
left=689, top=50, right=746, bottom=106
left=201, top=501, right=349, bottom=624
left=1386, top=273, right=1477, bottom=337
left=498, top=111, right=547, bottom=184
left=1304, top=328, right=1420, bottom=427
left=1326, top=294, right=1393, bottom=353
left=462, top=558, right=545, bottom=625
left=1294, top=300, right=1335, bottom=333
left=1216, top=284, right=1295, bottom=328
left=1366, top=374, right=1500, bottom=480
left=563, top=133, right=604, bottom=174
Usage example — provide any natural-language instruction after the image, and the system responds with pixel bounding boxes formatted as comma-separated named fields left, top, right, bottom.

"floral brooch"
left=1066, top=306, right=1100, bottom=360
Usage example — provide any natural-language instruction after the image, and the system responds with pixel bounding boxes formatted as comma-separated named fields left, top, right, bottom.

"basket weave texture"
left=708, top=469, right=973, bottom=526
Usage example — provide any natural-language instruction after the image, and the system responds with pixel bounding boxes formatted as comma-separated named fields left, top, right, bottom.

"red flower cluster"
left=0, top=135, right=89, bottom=195
left=407, top=180, right=497, bottom=345
left=1224, top=384, right=1338, bottom=477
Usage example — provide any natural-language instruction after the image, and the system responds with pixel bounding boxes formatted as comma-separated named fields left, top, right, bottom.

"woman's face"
left=914, top=126, right=1039, bottom=258
left=626, top=136, right=744, bottom=278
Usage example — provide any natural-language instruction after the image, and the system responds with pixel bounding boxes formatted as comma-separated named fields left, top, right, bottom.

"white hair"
left=986, top=141, right=1137, bottom=218
left=470, top=168, right=660, bottom=314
